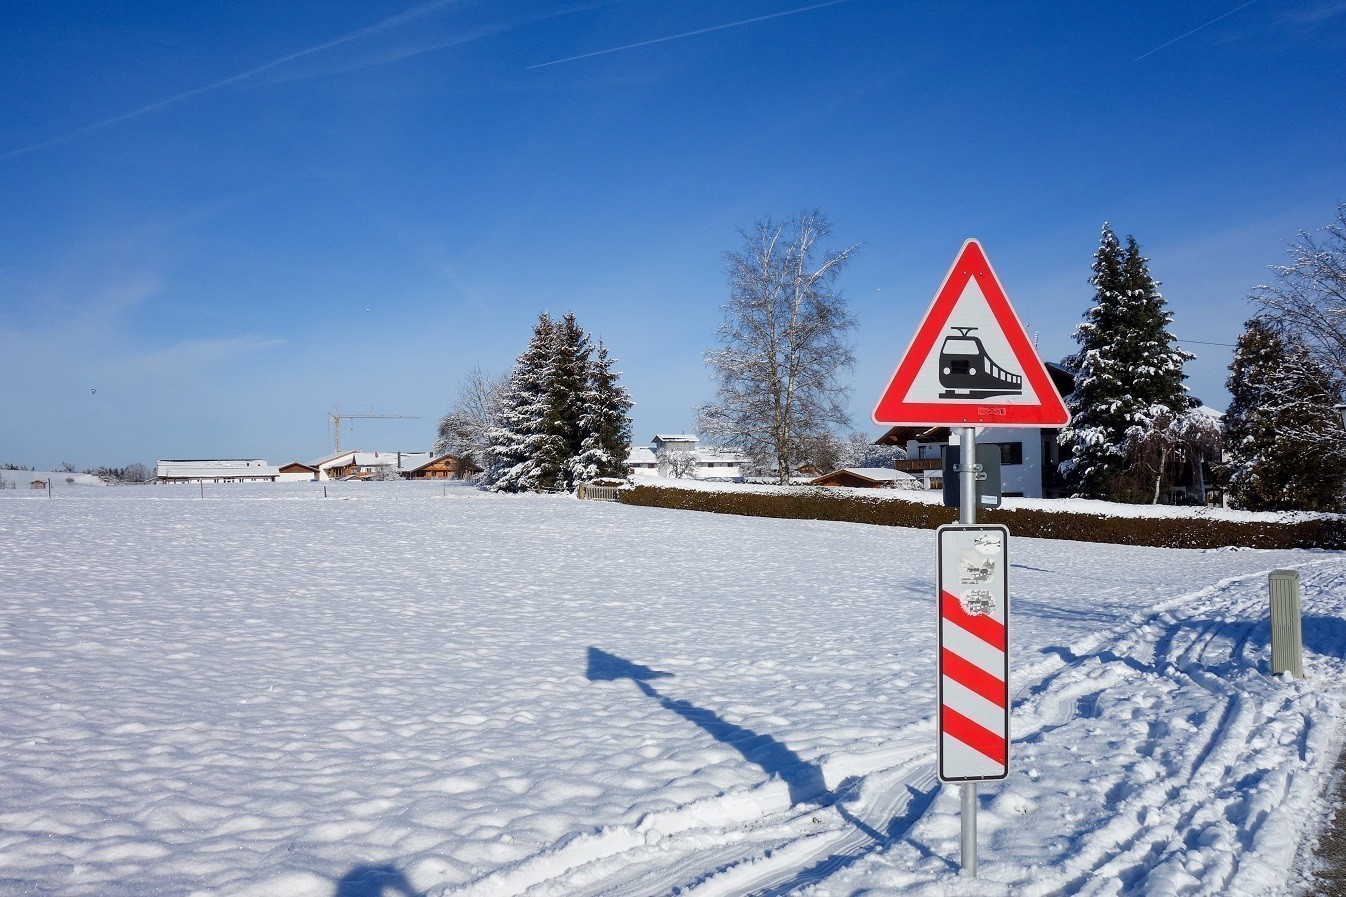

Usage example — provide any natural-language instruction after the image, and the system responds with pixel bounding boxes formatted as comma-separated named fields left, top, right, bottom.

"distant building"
left=625, top=434, right=747, bottom=480
left=405, top=454, right=475, bottom=480
left=277, top=462, right=319, bottom=482
left=29, top=479, right=45, bottom=490
left=155, top=460, right=279, bottom=485
left=314, top=450, right=431, bottom=480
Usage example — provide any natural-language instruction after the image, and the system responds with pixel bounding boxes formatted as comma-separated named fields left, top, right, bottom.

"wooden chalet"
left=405, top=454, right=477, bottom=480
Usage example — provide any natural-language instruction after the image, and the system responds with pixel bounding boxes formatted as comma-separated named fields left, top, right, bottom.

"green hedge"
left=620, top=485, right=1346, bottom=550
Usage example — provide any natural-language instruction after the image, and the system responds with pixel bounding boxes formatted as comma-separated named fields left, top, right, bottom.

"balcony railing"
left=894, top=458, right=942, bottom=472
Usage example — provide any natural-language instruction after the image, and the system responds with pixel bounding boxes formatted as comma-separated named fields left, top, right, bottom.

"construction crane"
left=328, top=406, right=421, bottom=453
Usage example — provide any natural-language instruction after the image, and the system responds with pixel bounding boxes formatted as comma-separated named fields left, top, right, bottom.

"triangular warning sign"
left=873, top=239, right=1070, bottom=428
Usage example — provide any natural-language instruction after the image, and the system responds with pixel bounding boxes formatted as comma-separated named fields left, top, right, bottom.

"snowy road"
left=1, top=482, right=1343, bottom=896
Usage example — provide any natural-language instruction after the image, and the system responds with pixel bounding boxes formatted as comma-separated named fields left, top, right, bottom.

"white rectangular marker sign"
left=936, top=524, right=1009, bottom=782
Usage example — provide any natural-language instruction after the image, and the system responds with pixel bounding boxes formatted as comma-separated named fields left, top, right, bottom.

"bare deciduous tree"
left=697, top=210, right=858, bottom=485
left=434, top=365, right=505, bottom=476
left=123, top=462, right=152, bottom=483
left=1121, top=405, right=1222, bottom=505
left=658, top=448, right=699, bottom=479
left=1252, top=202, right=1346, bottom=384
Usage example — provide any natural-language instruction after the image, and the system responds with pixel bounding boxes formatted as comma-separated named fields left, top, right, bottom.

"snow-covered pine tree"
left=538, top=313, right=592, bottom=492
left=484, top=313, right=556, bottom=493
left=485, top=312, right=633, bottom=493
left=1223, top=318, right=1346, bottom=512
left=572, top=340, right=633, bottom=483
left=1059, top=225, right=1193, bottom=500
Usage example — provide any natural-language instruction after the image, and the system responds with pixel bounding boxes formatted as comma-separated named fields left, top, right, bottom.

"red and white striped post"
left=936, top=427, right=1011, bottom=877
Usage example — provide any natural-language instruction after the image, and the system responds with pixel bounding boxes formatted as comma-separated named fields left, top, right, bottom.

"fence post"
left=1269, top=570, right=1303, bottom=678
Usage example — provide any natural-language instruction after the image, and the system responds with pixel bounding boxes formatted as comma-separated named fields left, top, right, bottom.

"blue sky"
left=2, top=0, right=1344, bottom=469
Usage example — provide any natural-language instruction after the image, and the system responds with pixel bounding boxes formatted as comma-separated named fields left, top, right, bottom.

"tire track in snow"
left=1014, top=560, right=1342, bottom=896
left=435, top=746, right=926, bottom=897
left=441, top=560, right=1340, bottom=897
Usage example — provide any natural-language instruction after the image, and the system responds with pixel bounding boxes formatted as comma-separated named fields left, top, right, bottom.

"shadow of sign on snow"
left=585, top=647, right=827, bottom=806
left=586, top=648, right=950, bottom=890
left=332, top=863, right=424, bottom=897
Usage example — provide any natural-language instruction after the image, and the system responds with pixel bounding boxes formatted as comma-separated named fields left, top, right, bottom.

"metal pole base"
left=961, top=781, right=978, bottom=875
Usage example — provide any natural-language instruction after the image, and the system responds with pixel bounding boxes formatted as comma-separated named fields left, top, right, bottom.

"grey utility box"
left=1269, top=569, right=1303, bottom=679
left=941, top=444, right=1003, bottom=510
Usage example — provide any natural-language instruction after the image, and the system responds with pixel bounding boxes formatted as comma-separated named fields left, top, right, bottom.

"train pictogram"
left=938, top=327, right=1024, bottom=400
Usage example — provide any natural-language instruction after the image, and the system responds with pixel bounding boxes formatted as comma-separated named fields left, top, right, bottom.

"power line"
left=1174, top=337, right=1237, bottom=348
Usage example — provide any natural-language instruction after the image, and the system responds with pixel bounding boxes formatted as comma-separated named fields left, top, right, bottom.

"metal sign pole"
left=958, top=425, right=978, bottom=877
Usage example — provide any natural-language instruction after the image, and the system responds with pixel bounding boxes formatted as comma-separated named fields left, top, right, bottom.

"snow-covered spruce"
left=1223, top=317, right=1346, bottom=512
left=1060, top=225, right=1194, bottom=501
left=484, top=312, right=633, bottom=493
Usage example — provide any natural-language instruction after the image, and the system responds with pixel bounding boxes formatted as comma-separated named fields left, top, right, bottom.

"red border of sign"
left=936, top=523, right=1010, bottom=784
left=873, top=240, right=1070, bottom=427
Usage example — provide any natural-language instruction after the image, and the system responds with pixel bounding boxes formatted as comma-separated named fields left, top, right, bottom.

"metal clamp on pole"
left=1269, top=570, right=1303, bottom=679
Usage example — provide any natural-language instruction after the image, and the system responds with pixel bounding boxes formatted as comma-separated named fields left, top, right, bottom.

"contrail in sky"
left=526, top=0, right=857, bottom=70
left=0, top=0, right=461, bottom=162
left=1134, top=0, right=1260, bottom=61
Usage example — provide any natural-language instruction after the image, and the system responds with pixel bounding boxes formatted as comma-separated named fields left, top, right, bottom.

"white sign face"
left=936, top=524, right=1009, bottom=783
left=904, top=277, right=1042, bottom=408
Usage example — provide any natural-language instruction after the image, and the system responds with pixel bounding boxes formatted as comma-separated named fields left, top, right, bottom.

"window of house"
left=990, top=442, right=1023, bottom=465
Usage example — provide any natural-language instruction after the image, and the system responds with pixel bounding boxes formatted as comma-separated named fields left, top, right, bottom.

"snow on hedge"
left=635, top=475, right=1341, bottom=524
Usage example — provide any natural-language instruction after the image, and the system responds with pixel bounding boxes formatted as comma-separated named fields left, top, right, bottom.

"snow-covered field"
left=2, top=481, right=1345, bottom=897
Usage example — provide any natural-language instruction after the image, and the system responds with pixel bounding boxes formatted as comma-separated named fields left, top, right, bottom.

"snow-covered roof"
left=696, top=447, right=746, bottom=461
left=157, top=462, right=280, bottom=479
left=157, top=460, right=272, bottom=475
left=157, top=459, right=269, bottom=467
left=838, top=467, right=919, bottom=482
left=404, top=453, right=464, bottom=472
left=625, top=446, right=657, bottom=465
left=318, top=451, right=431, bottom=470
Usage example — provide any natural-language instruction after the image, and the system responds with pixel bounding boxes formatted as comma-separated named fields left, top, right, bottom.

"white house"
left=886, top=427, right=1061, bottom=497
left=625, top=435, right=747, bottom=481
left=877, top=363, right=1076, bottom=498
left=156, top=459, right=280, bottom=485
